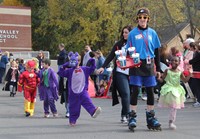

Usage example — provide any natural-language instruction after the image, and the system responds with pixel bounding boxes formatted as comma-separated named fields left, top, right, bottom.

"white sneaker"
left=169, top=122, right=177, bottom=130
left=66, top=112, right=70, bottom=118
left=92, top=107, right=101, bottom=118
left=44, top=114, right=50, bottom=118
left=141, top=95, right=147, bottom=101
left=53, top=113, right=58, bottom=117
left=121, top=116, right=128, bottom=124
left=193, top=102, right=200, bottom=108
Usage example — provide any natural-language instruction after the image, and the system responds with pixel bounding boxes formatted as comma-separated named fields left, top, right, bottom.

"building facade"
left=0, top=6, right=31, bottom=52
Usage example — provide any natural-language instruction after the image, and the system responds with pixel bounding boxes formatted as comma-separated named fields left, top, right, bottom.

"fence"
left=11, top=51, right=50, bottom=60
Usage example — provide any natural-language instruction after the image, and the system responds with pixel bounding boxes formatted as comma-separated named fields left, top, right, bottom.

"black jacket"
left=102, top=39, right=127, bottom=106
left=57, top=49, right=67, bottom=65
left=189, top=51, right=200, bottom=72
left=3, top=68, right=19, bottom=91
left=5, top=68, right=19, bottom=83
left=59, top=77, right=68, bottom=104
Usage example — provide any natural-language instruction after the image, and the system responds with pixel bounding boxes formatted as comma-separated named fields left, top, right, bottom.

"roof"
left=157, top=22, right=189, bottom=44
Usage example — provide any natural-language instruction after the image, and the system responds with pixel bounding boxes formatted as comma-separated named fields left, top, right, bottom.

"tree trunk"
left=162, top=0, right=184, bottom=42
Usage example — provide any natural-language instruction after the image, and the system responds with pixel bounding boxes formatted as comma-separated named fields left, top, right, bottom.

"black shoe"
left=25, top=112, right=30, bottom=117
left=10, top=92, right=15, bottom=97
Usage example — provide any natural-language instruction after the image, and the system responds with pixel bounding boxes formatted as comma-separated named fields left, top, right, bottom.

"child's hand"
left=97, top=68, right=104, bottom=74
left=183, top=70, right=189, bottom=77
left=157, top=77, right=163, bottom=83
left=156, top=72, right=164, bottom=83
left=35, top=68, right=39, bottom=73
left=62, top=62, right=69, bottom=69
left=183, top=69, right=193, bottom=77
left=188, top=68, right=193, bottom=76
left=156, top=72, right=161, bottom=79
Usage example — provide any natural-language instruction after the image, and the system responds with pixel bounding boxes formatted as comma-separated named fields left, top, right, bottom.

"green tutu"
left=158, top=70, right=186, bottom=109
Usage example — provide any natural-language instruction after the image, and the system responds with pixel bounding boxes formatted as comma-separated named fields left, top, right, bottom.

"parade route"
left=0, top=83, right=200, bottom=139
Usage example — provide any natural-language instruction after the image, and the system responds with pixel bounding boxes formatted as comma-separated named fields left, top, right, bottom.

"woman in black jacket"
left=97, top=25, right=132, bottom=123
left=189, top=41, right=200, bottom=107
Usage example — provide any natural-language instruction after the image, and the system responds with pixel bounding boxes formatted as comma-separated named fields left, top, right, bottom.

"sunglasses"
left=137, top=16, right=149, bottom=20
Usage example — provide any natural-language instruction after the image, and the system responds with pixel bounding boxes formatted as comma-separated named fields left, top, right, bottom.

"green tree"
left=76, top=0, right=118, bottom=51
left=29, top=0, right=120, bottom=56
left=16, top=0, right=200, bottom=58
left=19, top=0, right=49, bottom=52
left=183, top=0, right=200, bottom=38
left=161, top=0, right=184, bottom=42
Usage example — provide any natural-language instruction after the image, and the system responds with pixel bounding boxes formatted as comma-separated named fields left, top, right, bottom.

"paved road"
left=0, top=82, right=200, bottom=139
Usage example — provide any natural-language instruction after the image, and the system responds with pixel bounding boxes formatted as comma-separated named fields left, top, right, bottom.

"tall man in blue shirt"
left=126, top=7, right=161, bottom=131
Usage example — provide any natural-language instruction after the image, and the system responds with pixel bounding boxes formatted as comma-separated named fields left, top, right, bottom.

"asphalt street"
left=0, top=82, right=200, bottom=139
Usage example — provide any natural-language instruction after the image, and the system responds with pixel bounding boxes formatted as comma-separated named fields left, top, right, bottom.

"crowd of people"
left=0, top=7, right=200, bottom=131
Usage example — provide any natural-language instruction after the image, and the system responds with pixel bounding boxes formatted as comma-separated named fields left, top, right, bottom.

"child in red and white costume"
left=18, top=60, right=40, bottom=117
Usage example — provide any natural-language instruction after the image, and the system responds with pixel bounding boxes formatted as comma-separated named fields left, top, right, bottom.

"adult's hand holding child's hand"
left=97, top=68, right=104, bottom=74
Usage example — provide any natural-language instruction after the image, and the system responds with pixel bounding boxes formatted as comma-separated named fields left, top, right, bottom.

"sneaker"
left=193, top=102, right=200, bottom=108
left=25, top=112, right=30, bottom=117
left=121, top=116, right=128, bottom=124
left=44, top=114, right=50, bottom=118
left=53, top=113, right=58, bottom=117
left=169, top=122, right=177, bottom=130
left=92, top=107, right=101, bottom=118
left=70, top=123, right=76, bottom=127
left=65, top=112, right=70, bottom=118
left=141, top=95, right=147, bottom=101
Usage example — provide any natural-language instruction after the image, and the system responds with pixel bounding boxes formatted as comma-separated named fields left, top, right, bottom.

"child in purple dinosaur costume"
left=58, top=51, right=101, bottom=126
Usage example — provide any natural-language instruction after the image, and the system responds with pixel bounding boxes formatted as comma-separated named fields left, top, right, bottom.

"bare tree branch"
left=162, top=0, right=184, bottom=42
